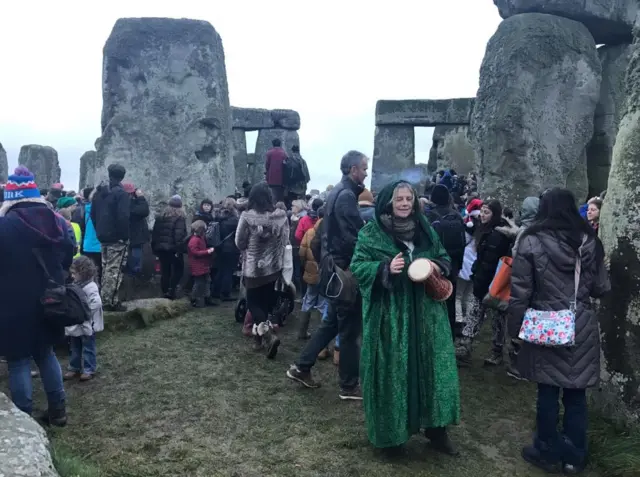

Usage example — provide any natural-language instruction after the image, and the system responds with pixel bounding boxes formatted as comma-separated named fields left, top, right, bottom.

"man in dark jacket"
left=287, top=150, right=367, bottom=400
left=265, top=138, right=287, bottom=203
left=91, top=163, right=130, bottom=311
left=285, top=145, right=311, bottom=204
left=425, top=184, right=467, bottom=339
left=124, top=183, right=150, bottom=275
left=0, top=166, right=74, bottom=425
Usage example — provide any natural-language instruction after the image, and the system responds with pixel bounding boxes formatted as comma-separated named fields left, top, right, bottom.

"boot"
left=242, top=311, right=254, bottom=337
left=297, top=311, right=312, bottom=340
left=252, top=335, right=263, bottom=351
left=36, top=405, right=67, bottom=427
left=484, top=349, right=504, bottom=366
left=263, top=325, right=281, bottom=360
left=425, top=427, right=459, bottom=456
left=455, top=338, right=472, bottom=367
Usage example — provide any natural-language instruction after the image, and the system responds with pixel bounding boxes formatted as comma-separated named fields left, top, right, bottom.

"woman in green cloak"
left=350, top=180, right=461, bottom=454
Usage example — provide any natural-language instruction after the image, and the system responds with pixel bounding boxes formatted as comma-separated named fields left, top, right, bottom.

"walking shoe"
left=425, top=427, right=460, bottom=456
left=63, top=371, right=79, bottom=381
left=333, top=349, right=340, bottom=366
left=521, top=446, right=561, bottom=473
left=455, top=344, right=472, bottom=367
left=286, top=365, right=320, bottom=388
left=339, top=386, right=363, bottom=401
left=317, top=348, right=331, bottom=360
left=35, top=407, right=68, bottom=428
left=563, top=463, right=585, bottom=475
left=79, top=373, right=94, bottom=382
left=484, top=350, right=504, bottom=366
left=506, top=364, right=526, bottom=381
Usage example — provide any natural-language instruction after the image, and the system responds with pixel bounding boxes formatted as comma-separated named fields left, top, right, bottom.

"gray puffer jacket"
left=508, top=230, right=610, bottom=389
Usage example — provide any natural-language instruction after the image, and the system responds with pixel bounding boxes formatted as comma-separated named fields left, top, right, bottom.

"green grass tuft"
left=50, top=439, right=103, bottom=477
left=589, top=413, right=640, bottom=477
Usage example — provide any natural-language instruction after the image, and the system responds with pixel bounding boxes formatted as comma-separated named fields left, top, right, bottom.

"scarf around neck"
left=380, top=213, right=416, bottom=242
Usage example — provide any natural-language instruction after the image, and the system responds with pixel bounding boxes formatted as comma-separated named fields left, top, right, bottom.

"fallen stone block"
left=103, top=298, right=193, bottom=332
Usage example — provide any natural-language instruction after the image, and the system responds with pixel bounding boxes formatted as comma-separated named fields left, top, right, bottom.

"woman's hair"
left=58, top=208, right=72, bottom=220
left=70, top=255, right=98, bottom=284
left=291, top=199, right=306, bottom=212
left=474, top=199, right=503, bottom=243
left=311, top=198, right=323, bottom=211
left=588, top=197, right=603, bottom=210
left=521, top=188, right=596, bottom=250
left=191, top=220, right=207, bottom=236
left=247, top=183, right=274, bottom=213
left=161, top=204, right=186, bottom=219
left=275, top=201, right=286, bottom=211
left=221, top=197, right=238, bottom=215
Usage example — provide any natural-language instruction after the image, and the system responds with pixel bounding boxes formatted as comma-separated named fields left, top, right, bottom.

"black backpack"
left=205, top=221, right=221, bottom=248
left=284, top=156, right=306, bottom=185
left=33, top=249, right=91, bottom=328
left=429, top=210, right=466, bottom=271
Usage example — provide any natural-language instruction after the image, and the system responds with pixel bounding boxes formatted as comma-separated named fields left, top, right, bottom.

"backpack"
left=205, top=221, right=221, bottom=248
left=429, top=210, right=466, bottom=272
left=32, top=248, right=91, bottom=328
left=284, top=156, right=306, bottom=185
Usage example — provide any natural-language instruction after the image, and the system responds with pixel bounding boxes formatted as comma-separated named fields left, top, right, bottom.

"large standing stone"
left=493, top=0, right=637, bottom=45
left=253, top=129, right=300, bottom=183
left=232, top=129, right=249, bottom=189
left=470, top=13, right=601, bottom=210
left=594, top=34, right=640, bottom=425
left=18, top=145, right=61, bottom=188
left=0, top=392, right=60, bottom=477
left=587, top=44, right=632, bottom=198
left=429, top=126, right=477, bottom=175
left=0, top=142, right=7, bottom=183
left=371, top=126, right=415, bottom=192
left=79, top=150, right=97, bottom=190
left=94, top=18, right=234, bottom=216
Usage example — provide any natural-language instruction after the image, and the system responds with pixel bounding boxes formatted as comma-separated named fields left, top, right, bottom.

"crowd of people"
left=0, top=144, right=610, bottom=474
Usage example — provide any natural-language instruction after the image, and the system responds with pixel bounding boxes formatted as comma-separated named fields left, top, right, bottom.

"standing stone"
left=430, top=126, right=477, bottom=175
left=79, top=150, right=97, bottom=190
left=587, top=44, right=632, bottom=198
left=253, top=129, right=300, bottom=183
left=0, top=142, right=7, bottom=183
left=371, top=126, right=415, bottom=192
left=470, top=14, right=601, bottom=210
left=232, top=129, right=248, bottom=189
left=18, top=145, right=61, bottom=188
left=594, top=33, right=640, bottom=424
left=94, top=18, right=234, bottom=216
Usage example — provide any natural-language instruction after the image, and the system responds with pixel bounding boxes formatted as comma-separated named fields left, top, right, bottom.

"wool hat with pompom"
left=0, top=166, right=48, bottom=216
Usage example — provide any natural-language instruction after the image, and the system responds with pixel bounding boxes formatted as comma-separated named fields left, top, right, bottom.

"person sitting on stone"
left=265, top=138, right=287, bottom=204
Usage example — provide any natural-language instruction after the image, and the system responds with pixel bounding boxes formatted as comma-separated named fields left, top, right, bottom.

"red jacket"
left=265, top=147, right=287, bottom=186
left=295, top=214, right=317, bottom=244
left=187, top=234, right=211, bottom=276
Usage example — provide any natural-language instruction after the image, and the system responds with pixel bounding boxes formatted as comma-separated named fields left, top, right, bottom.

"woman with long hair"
left=508, top=188, right=610, bottom=474
left=235, top=183, right=289, bottom=359
left=586, top=197, right=602, bottom=235
left=351, top=180, right=460, bottom=455
left=151, top=195, right=187, bottom=299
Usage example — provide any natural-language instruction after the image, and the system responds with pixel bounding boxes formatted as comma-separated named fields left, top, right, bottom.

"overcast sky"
left=0, top=0, right=501, bottom=192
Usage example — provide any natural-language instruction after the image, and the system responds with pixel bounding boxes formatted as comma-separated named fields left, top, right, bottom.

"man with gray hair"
left=287, top=150, right=368, bottom=400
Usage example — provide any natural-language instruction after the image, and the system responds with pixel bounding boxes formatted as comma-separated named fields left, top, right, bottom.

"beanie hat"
left=358, top=188, right=374, bottom=204
left=4, top=166, right=41, bottom=201
left=430, top=184, right=451, bottom=207
left=122, top=182, right=136, bottom=194
left=56, top=196, right=77, bottom=209
left=51, top=182, right=64, bottom=191
left=169, top=195, right=182, bottom=208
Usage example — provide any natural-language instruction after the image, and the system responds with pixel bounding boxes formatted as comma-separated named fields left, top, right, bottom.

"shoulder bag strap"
left=571, top=235, right=588, bottom=312
left=32, top=248, right=53, bottom=280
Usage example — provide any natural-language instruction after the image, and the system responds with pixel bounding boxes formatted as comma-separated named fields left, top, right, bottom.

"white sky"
left=0, top=0, right=501, bottom=192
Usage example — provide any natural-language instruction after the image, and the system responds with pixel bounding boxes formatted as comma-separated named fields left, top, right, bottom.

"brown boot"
left=333, top=349, right=340, bottom=366
left=317, top=348, right=331, bottom=360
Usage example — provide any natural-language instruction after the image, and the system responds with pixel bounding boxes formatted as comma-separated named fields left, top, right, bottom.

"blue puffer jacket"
left=83, top=203, right=101, bottom=253
left=0, top=202, right=74, bottom=360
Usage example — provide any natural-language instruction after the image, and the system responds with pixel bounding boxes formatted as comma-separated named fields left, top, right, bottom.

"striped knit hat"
left=4, top=166, right=41, bottom=202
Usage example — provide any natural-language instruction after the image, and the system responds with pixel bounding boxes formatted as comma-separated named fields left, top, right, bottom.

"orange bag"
left=483, top=256, right=513, bottom=311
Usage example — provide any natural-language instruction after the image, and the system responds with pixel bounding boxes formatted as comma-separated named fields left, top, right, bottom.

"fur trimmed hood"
left=241, top=209, right=288, bottom=240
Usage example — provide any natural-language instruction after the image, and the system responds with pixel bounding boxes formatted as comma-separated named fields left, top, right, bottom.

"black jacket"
left=322, top=176, right=365, bottom=269
left=217, top=210, right=240, bottom=255
left=151, top=212, right=187, bottom=253
left=129, top=196, right=150, bottom=246
left=425, top=205, right=466, bottom=276
left=471, top=220, right=513, bottom=299
left=90, top=181, right=130, bottom=244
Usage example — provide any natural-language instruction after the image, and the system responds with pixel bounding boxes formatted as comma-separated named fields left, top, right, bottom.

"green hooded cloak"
left=350, top=181, right=460, bottom=448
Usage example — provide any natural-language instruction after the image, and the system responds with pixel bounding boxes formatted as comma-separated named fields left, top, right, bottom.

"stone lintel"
left=375, top=98, right=475, bottom=127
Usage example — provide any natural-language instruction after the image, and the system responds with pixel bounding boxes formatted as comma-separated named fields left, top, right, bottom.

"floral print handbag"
left=518, top=237, right=586, bottom=347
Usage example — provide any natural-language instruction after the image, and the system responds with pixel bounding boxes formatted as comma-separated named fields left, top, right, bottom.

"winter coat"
left=187, top=234, right=211, bottom=276
left=295, top=213, right=318, bottom=244
left=90, top=181, right=130, bottom=244
left=265, top=147, right=287, bottom=186
left=0, top=202, right=75, bottom=360
left=508, top=231, right=610, bottom=389
left=151, top=211, right=187, bottom=254
left=82, top=203, right=101, bottom=254
left=425, top=204, right=466, bottom=276
left=217, top=210, right=240, bottom=255
left=129, top=196, right=150, bottom=246
left=300, top=218, right=322, bottom=285
left=471, top=221, right=513, bottom=299
left=235, top=208, right=289, bottom=288
left=359, top=204, right=376, bottom=224
left=65, top=281, right=103, bottom=337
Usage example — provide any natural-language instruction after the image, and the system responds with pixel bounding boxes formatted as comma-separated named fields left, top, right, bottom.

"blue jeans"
left=322, top=312, right=339, bottom=348
left=68, top=335, right=97, bottom=375
left=7, top=346, right=65, bottom=415
left=535, top=384, right=588, bottom=467
left=301, top=284, right=328, bottom=315
left=211, top=253, right=238, bottom=298
left=127, top=245, right=143, bottom=275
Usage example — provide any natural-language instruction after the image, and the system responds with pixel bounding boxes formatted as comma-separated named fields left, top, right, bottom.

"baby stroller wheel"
left=235, top=298, right=247, bottom=323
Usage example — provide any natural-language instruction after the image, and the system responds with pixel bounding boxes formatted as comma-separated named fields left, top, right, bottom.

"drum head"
left=407, top=258, right=433, bottom=283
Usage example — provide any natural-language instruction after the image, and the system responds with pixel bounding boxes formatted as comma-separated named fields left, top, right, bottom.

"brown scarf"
left=380, top=213, right=416, bottom=242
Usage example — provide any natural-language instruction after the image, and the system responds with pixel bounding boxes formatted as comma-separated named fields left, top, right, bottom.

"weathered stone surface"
left=94, top=17, right=235, bottom=217
left=232, top=129, right=249, bottom=188
left=231, top=107, right=274, bottom=130
left=371, top=126, right=415, bottom=192
left=493, top=0, right=637, bottom=45
left=470, top=13, right=601, bottom=210
left=271, top=109, right=301, bottom=130
left=429, top=126, right=477, bottom=175
left=18, top=145, right=61, bottom=188
left=0, top=142, right=7, bottom=183
left=587, top=44, right=632, bottom=198
left=78, top=150, right=97, bottom=190
left=594, top=33, right=640, bottom=425
left=0, top=392, right=59, bottom=477
left=375, top=98, right=474, bottom=127
left=253, top=129, right=300, bottom=184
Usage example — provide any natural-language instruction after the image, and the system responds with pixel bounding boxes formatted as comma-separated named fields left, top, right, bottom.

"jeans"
left=301, top=284, right=328, bottom=315
left=321, top=310, right=339, bottom=348
left=127, top=245, right=143, bottom=275
left=157, top=251, right=184, bottom=295
left=211, top=253, right=238, bottom=298
left=536, top=384, right=588, bottom=467
left=69, top=335, right=97, bottom=375
left=192, top=274, right=210, bottom=301
left=7, top=346, right=65, bottom=415
left=296, top=296, right=362, bottom=390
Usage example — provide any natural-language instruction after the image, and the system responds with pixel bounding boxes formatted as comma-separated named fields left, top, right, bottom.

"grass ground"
left=0, top=301, right=611, bottom=477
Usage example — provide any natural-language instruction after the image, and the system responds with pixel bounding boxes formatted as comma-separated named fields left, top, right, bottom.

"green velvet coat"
left=350, top=182, right=460, bottom=448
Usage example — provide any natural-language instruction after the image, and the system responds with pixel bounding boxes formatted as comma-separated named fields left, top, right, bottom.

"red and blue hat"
left=4, top=166, right=41, bottom=201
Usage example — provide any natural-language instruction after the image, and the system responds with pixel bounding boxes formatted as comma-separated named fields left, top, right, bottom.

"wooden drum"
left=408, top=258, right=453, bottom=303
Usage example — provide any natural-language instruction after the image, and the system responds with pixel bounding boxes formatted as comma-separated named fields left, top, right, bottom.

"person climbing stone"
left=265, top=138, right=287, bottom=204
left=91, top=163, right=130, bottom=311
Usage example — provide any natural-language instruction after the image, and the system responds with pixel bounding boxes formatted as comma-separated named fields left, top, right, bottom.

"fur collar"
left=241, top=208, right=287, bottom=227
left=0, top=198, right=50, bottom=217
